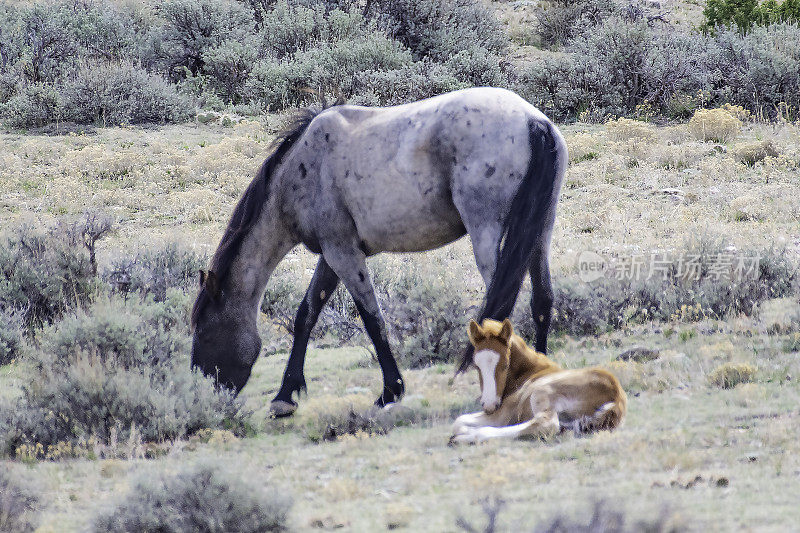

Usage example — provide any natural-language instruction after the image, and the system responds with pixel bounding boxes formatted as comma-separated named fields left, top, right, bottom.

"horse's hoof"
left=269, top=400, right=298, bottom=418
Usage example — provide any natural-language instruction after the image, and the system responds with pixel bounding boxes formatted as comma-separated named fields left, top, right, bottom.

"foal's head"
left=467, top=318, right=514, bottom=414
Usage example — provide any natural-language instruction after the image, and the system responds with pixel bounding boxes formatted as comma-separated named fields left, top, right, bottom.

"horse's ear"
left=199, top=269, right=206, bottom=288
left=468, top=320, right=484, bottom=345
left=205, top=270, right=221, bottom=300
left=499, top=318, right=513, bottom=344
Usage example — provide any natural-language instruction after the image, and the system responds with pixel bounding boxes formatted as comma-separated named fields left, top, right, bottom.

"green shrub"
left=61, top=61, right=193, bottom=125
left=92, top=464, right=291, bottom=533
left=704, top=0, right=800, bottom=32
left=372, top=0, right=506, bottom=64
left=247, top=31, right=414, bottom=109
left=0, top=310, right=24, bottom=365
left=373, top=258, right=473, bottom=368
left=38, top=294, right=189, bottom=370
left=0, top=223, right=98, bottom=328
left=0, top=470, right=39, bottom=533
left=203, top=39, right=259, bottom=104
left=352, top=60, right=464, bottom=106
left=0, top=83, right=61, bottom=128
left=3, top=296, right=248, bottom=457
left=515, top=239, right=797, bottom=339
left=709, top=24, right=800, bottom=118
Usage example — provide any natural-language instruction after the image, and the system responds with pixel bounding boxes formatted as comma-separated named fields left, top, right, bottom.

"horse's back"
left=304, top=88, right=556, bottom=254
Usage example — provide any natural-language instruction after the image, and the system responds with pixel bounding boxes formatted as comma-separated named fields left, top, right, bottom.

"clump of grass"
left=605, top=117, right=656, bottom=142
left=733, top=140, right=779, bottom=166
left=688, top=108, right=742, bottom=143
left=307, top=405, right=422, bottom=443
left=708, top=362, right=757, bottom=389
left=92, top=464, right=291, bottom=533
left=0, top=469, right=39, bottom=533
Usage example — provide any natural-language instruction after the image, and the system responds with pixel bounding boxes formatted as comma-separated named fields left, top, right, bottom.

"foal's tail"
left=457, top=117, right=565, bottom=374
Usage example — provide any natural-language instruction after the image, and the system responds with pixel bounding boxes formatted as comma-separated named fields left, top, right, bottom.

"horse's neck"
left=222, top=199, right=296, bottom=321
left=503, top=336, right=560, bottom=397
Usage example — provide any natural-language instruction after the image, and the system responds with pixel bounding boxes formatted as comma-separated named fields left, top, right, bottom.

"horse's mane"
left=191, top=104, right=336, bottom=328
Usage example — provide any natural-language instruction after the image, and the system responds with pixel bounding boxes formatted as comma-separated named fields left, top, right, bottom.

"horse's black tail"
left=457, top=118, right=564, bottom=374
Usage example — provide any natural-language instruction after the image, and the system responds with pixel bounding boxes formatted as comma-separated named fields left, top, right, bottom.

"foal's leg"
left=452, top=411, right=560, bottom=444
left=529, top=247, right=554, bottom=354
left=270, top=257, right=339, bottom=416
left=321, top=244, right=404, bottom=407
left=451, top=411, right=495, bottom=436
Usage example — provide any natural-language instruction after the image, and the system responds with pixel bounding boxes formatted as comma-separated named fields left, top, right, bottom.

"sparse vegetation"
left=1, top=0, right=800, bottom=530
left=92, top=464, right=291, bottom=533
left=0, top=470, right=39, bottom=533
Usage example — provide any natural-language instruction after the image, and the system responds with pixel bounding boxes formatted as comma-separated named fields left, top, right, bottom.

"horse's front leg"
left=271, top=257, right=339, bottom=417
left=320, top=243, right=404, bottom=407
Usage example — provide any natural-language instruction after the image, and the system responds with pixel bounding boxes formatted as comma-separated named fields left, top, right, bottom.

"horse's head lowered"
left=467, top=318, right=514, bottom=414
left=191, top=269, right=262, bottom=394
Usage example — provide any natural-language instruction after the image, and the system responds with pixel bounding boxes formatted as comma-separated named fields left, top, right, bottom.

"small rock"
left=617, top=346, right=660, bottom=363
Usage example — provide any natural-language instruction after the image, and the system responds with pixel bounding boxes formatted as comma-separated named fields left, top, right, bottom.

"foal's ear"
left=467, top=320, right=484, bottom=345
left=199, top=269, right=206, bottom=288
left=498, top=318, right=513, bottom=344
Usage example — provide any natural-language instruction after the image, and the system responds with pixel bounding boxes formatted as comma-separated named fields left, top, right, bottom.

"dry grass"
left=1, top=114, right=800, bottom=530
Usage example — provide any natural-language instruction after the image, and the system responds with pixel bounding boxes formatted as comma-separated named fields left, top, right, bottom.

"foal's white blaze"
left=474, top=349, right=501, bottom=412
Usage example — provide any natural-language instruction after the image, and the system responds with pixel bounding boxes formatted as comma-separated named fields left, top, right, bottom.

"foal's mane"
left=191, top=103, right=336, bottom=328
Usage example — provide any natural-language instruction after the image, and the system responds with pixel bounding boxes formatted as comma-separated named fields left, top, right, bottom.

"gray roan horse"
left=190, top=87, right=568, bottom=417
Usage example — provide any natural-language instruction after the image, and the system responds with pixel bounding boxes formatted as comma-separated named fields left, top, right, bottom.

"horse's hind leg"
left=529, top=247, right=554, bottom=354
left=271, top=257, right=339, bottom=417
left=320, top=243, right=404, bottom=407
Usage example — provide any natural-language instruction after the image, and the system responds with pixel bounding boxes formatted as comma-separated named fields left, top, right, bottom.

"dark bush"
left=156, top=0, right=255, bottom=79
left=106, top=243, right=206, bottom=302
left=0, top=310, right=24, bottom=365
left=0, top=222, right=98, bottom=329
left=92, top=464, right=291, bottom=533
left=247, top=31, right=414, bottom=109
left=0, top=470, right=39, bottom=533
left=535, top=0, right=620, bottom=49
left=519, top=17, right=711, bottom=120
left=372, top=0, right=506, bottom=63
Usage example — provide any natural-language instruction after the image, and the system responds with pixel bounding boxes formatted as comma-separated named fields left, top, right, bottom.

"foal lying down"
left=451, top=319, right=626, bottom=444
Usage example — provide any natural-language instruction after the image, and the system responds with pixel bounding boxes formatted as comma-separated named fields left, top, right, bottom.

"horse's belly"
left=353, top=195, right=466, bottom=254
